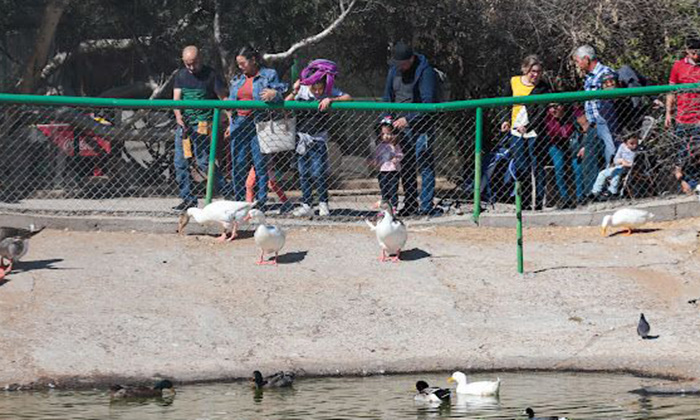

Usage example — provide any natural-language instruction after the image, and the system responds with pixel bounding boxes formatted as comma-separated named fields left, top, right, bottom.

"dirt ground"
left=1, top=217, right=700, bottom=389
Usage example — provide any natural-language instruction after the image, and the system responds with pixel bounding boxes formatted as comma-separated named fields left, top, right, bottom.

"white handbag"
left=255, top=113, right=297, bottom=154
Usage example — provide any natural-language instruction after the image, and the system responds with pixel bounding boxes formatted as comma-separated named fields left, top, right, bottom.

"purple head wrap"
left=300, top=59, right=338, bottom=97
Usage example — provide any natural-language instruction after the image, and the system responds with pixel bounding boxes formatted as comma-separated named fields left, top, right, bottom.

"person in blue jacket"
left=227, top=45, right=288, bottom=208
left=382, top=41, right=440, bottom=216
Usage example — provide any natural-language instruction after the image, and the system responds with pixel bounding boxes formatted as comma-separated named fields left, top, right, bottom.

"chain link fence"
left=475, top=89, right=700, bottom=214
left=0, top=86, right=698, bottom=221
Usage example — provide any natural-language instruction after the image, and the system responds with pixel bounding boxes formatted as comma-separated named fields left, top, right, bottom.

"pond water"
left=1, top=372, right=697, bottom=420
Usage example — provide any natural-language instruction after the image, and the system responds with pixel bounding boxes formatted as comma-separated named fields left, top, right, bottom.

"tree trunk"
left=18, top=0, right=71, bottom=94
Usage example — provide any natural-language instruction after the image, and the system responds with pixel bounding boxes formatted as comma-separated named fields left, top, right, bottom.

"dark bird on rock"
left=109, top=379, right=176, bottom=399
left=252, top=370, right=295, bottom=390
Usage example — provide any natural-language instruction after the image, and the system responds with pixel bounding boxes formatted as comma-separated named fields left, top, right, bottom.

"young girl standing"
left=374, top=117, right=404, bottom=210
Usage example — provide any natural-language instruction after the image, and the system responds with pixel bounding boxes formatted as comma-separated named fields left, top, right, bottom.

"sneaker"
left=318, top=202, right=330, bottom=217
left=173, top=200, right=198, bottom=211
left=293, top=203, right=313, bottom=217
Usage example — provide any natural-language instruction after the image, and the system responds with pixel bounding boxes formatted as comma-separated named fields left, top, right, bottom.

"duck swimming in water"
left=414, top=380, right=451, bottom=403
left=251, top=370, right=295, bottom=389
left=448, top=371, right=501, bottom=396
left=109, top=379, right=176, bottom=399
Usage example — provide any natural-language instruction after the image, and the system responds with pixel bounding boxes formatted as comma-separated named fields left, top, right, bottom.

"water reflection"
left=0, top=372, right=698, bottom=420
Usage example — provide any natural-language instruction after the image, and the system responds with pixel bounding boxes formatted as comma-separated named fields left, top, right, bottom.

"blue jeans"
left=573, top=129, right=604, bottom=199
left=594, top=118, right=616, bottom=165
left=378, top=171, right=400, bottom=209
left=592, top=166, right=626, bottom=194
left=297, top=140, right=329, bottom=205
left=510, top=135, right=545, bottom=207
left=401, top=129, right=435, bottom=213
left=548, top=145, right=570, bottom=201
left=230, top=116, right=269, bottom=205
left=173, top=125, right=229, bottom=202
left=675, top=123, right=700, bottom=165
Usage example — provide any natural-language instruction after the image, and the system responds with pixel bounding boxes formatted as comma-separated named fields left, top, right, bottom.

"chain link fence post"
left=473, top=106, right=483, bottom=223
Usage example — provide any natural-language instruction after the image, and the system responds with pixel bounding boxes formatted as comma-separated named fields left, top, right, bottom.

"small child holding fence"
left=374, top=117, right=404, bottom=210
left=590, top=130, right=639, bottom=200
left=286, top=59, right=351, bottom=217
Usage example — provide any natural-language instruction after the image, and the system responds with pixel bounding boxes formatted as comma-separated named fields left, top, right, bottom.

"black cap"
left=392, top=41, right=414, bottom=62
left=687, top=38, right=700, bottom=50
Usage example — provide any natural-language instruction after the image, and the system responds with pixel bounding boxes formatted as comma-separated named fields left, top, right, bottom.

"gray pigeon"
left=637, top=313, right=651, bottom=339
left=0, top=237, right=28, bottom=262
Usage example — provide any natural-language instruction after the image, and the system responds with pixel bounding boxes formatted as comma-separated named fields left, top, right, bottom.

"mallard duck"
left=523, top=407, right=568, bottom=420
left=448, top=371, right=501, bottom=396
left=178, top=200, right=256, bottom=241
left=245, top=209, right=286, bottom=265
left=601, top=208, right=654, bottom=236
left=109, top=379, right=175, bottom=399
left=414, top=380, right=451, bottom=403
left=365, top=201, right=407, bottom=262
left=252, top=370, right=295, bottom=389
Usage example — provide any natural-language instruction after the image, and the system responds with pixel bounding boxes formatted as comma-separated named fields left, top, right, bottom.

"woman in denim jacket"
left=228, top=45, right=288, bottom=207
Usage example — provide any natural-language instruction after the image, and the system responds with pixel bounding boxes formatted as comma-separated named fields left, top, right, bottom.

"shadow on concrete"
left=608, top=228, right=661, bottom=237
left=13, top=258, right=64, bottom=273
left=277, top=251, right=308, bottom=264
left=400, top=248, right=432, bottom=261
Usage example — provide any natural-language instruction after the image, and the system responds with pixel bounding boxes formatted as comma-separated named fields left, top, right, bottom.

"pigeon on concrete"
left=637, top=313, right=658, bottom=339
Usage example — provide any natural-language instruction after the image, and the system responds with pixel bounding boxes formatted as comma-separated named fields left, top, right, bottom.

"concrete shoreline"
left=1, top=209, right=700, bottom=392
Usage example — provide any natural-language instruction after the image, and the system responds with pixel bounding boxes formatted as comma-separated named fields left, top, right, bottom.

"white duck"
left=365, top=201, right=407, bottom=262
left=448, top=371, right=501, bottom=396
left=178, top=200, right=256, bottom=241
left=246, top=209, right=286, bottom=265
left=601, top=208, right=654, bottom=236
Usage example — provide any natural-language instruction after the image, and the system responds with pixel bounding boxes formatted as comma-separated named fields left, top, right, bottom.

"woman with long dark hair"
left=227, top=45, right=288, bottom=208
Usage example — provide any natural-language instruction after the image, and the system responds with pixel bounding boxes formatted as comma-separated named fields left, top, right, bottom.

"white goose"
left=365, top=201, right=407, bottom=262
left=178, top=200, right=256, bottom=241
left=448, top=371, right=501, bottom=396
left=246, top=209, right=286, bottom=265
left=601, top=208, right=654, bottom=236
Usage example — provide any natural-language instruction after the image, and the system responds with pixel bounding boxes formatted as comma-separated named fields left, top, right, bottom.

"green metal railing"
left=1, top=81, right=699, bottom=211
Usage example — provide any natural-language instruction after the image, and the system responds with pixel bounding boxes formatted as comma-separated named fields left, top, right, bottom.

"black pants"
left=378, top=171, right=400, bottom=209
left=399, top=136, right=418, bottom=211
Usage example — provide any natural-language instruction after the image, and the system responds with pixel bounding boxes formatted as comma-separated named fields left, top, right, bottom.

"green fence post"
left=515, top=181, right=523, bottom=274
left=205, top=108, right=221, bottom=205
left=473, top=107, right=483, bottom=223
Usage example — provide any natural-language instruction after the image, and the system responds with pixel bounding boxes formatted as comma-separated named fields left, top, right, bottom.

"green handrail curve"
left=1, top=82, right=698, bottom=112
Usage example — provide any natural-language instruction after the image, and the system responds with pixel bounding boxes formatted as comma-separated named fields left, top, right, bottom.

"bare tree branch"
left=18, top=0, right=71, bottom=93
left=263, top=0, right=358, bottom=62
left=213, top=0, right=230, bottom=75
